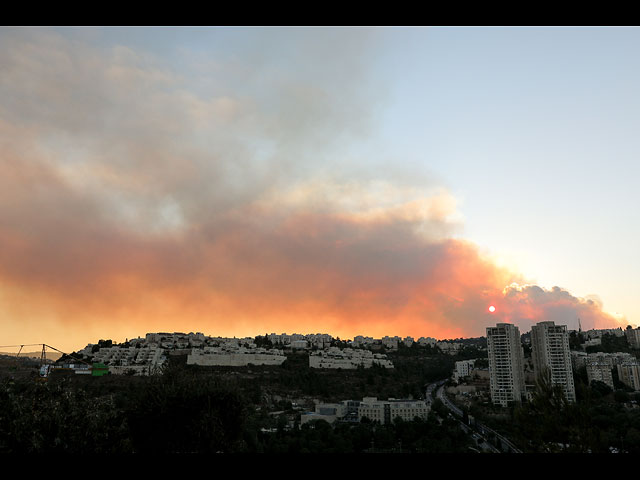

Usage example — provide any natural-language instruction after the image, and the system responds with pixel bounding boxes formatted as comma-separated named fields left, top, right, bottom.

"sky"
left=0, top=26, right=637, bottom=353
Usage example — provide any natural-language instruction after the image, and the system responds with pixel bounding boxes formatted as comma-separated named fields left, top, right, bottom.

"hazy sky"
left=1, top=26, right=636, bottom=352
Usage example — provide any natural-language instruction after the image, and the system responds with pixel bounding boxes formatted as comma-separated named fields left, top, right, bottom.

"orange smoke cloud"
left=0, top=159, right=622, bottom=353
left=0, top=29, right=626, bottom=352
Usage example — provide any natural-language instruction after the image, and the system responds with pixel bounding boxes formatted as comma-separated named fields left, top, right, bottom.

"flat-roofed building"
left=625, top=326, right=640, bottom=349
left=453, top=359, right=476, bottom=382
left=531, top=321, right=576, bottom=403
left=617, top=363, right=640, bottom=391
left=586, top=362, right=614, bottom=389
left=357, top=397, right=430, bottom=424
left=487, top=323, right=526, bottom=407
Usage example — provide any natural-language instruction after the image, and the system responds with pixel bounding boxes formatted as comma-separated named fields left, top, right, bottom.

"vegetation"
left=0, top=346, right=479, bottom=453
left=462, top=361, right=640, bottom=453
left=585, top=333, right=638, bottom=355
left=254, top=415, right=473, bottom=453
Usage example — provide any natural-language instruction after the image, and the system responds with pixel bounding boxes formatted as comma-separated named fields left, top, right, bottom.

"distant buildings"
left=358, top=397, right=430, bottom=424
left=301, top=397, right=430, bottom=425
left=530, top=321, right=576, bottom=403
left=453, top=359, right=475, bottom=382
left=437, top=341, right=463, bottom=355
left=67, top=328, right=476, bottom=378
left=187, top=346, right=287, bottom=367
left=582, top=327, right=625, bottom=340
left=417, top=337, right=438, bottom=347
left=617, top=363, right=640, bottom=391
left=486, top=323, right=526, bottom=407
left=625, top=326, right=640, bottom=349
left=586, top=362, right=615, bottom=389
left=352, top=335, right=375, bottom=348
left=381, top=336, right=401, bottom=349
left=78, top=331, right=416, bottom=375
left=572, top=351, right=635, bottom=390
left=309, top=347, right=393, bottom=369
left=267, top=333, right=333, bottom=350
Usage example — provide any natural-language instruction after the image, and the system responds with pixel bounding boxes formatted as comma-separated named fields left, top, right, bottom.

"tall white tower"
left=486, top=323, right=526, bottom=407
left=530, top=321, right=576, bottom=403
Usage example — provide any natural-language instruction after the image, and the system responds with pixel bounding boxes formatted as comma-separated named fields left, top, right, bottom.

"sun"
left=488, top=305, right=496, bottom=313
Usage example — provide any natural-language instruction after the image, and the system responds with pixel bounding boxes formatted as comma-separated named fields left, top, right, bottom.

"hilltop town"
left=3, top=323, right=640, bottom=453
left=45, top=332, right=464, bottom=376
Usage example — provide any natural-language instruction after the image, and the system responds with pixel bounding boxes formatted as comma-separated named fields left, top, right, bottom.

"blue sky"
left=370, top=27, right=640, bottom=324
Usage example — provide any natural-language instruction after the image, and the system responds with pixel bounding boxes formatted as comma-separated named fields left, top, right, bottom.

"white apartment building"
left=531, top=321, right=576, bottom=403
left=583, top=327, right=625, bottom=340
left=352, top=336, right=375, bottom=348
left=487, top=323, right=526, bottom=407
left=309, top=347, right=394, bottom=369
left=572, top=351, right=635, bottom=369
left=453, top=359, right=476, bottom=382
left=417, top=337, right=438, bottom=346
left=186, top=346, right=287, bottom=367
left=301, top=397, right=429, bottom=425
left=617, top=363, right=640, bottom=391
left=625, top=327, right=640, bottom=349
left=382, top=336, right=401, bottom=349
left=357, top=397, right=430, bottom=424
left=586, top=362, right=615, bottom=389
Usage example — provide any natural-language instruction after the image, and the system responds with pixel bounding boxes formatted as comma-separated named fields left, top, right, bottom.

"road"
left=427, top=380, right=522, bottom=454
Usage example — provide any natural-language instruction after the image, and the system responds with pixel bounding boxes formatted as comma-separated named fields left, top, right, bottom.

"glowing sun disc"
left=489, top=305, right=496, bottom=313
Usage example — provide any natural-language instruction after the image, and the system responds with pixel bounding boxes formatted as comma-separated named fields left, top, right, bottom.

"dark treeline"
left=253, top=415, right=472, bottom=453
left=0, top=349, right=475, bottom=453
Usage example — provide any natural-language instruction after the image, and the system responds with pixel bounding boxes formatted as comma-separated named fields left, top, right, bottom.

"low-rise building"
left=417, top=337, right=438, bottom=346
left=382, top=336, right=401, bottom=349
left=453, top=359, right=476, bottom=382
left=351, top=335, right=375, bottom=348
left=309, top=347, right=393, bottom=369
left=357, top=397, right=430, bottom=424
left=437, top=341, right=463, bottom=355
left=187, top=346, right=286, bottom=367
left=300, top=403, right=348, bottom=425
left=302, top=397, right=430, bottom=426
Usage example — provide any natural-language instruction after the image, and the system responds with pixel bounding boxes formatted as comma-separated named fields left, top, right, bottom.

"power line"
left=0, top=344, right=49, bottom=349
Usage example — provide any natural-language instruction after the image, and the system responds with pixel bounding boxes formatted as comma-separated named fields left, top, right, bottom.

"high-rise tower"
left=486, top=323, right=526, bottom=407
left=530, top=321, right=576, bottom=403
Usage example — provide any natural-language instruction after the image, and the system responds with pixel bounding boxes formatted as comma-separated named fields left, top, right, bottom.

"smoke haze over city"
left=0, top=27, right=634, bottom=352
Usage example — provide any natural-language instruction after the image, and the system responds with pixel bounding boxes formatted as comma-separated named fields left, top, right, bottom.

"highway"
left=427, top=380, right=522, bottom=454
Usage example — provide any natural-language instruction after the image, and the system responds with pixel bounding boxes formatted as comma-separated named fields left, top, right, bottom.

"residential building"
left=382, top=336, right=401, bottom=349
left=300, top=403, right=348, bottom=425
left=352, top=335, right=375, bottom=348
left=625, top=326, right=640, bottom=349
left=309, top=347, right=393, bottom=369
left=531, top=321, right=576, bottom=403
left=437, top=341, right=463, bottom=355
left=486, top=323, right=526, bottom=407
left=453, top=359, right=476, bottom=382
left=417, top=337, right=438, bottom=346
left=586, top=362, right=615, bottom=390
left=617, top=363, right=640, bottom=391
left=186, top=346, right=287, bottom=367
left=357, top=397, right=430, bottom=424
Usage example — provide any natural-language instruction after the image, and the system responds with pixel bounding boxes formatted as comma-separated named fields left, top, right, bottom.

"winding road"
left=427, top=380, right=522, bottom=454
